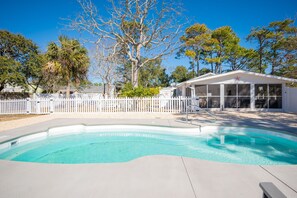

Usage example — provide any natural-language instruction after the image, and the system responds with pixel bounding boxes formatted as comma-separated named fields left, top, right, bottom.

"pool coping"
left=1, top=123, right=297, bottom=166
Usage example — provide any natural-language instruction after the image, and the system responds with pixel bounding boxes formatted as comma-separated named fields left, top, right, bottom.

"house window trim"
left=195, top=84, right=220, bottom=108
left=255, top=84, right=282, bottom=109
left=224, top=84, right=251, bottom=109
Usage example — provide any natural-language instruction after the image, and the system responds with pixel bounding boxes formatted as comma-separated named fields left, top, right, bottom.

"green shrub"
left=119, top=83, right=160, bottom=97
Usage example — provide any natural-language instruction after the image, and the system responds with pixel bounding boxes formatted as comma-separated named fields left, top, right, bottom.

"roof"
left=160, top=87, right=175, bottom=91
left=189, top=72, right=216, bottom=81
left=177, top=70, right=297, bottom=86
left=176, top=72, right=216, bottom=87
left=80, top=86, right=101, bottom=93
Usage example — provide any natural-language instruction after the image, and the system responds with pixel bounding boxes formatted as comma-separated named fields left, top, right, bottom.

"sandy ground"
left=0, top=114, right=42, bottom=122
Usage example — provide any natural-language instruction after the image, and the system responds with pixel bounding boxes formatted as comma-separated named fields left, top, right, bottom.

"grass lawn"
left=0, top=114, right=43, bottom=122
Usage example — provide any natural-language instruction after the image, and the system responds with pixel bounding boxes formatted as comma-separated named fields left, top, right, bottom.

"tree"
left=170, top=65, right=192, bottom=83
left=117, top=57, right=169, bottom=88
left=90, top=43, right=120, bottom=97
left=119, top=82, right=160, bottom=97
left=71, top=0, right=183, bottom=87
left=226, top=45, right=256, bottom=71
left=139, top=58, right=169, bottom=87
left=0, top=30, right=43, bottom=92
left=0, top=56, right=23, bottom=92
left=267, top=19, right=297, bottom=74
left=276, top=35, right=297, bottom=78
left=199, top=68, right=211, bottom=75
left=207, top=26, right=240, bottom=74
left=45, top=36, right=90, bottom=97
left=247, top=27, right=270, bottom=73
left=178, top=24, right=211, bottom=76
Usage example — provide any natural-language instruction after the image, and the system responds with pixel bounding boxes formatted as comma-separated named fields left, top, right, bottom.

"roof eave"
left=176, top=70, right=297, bottom=86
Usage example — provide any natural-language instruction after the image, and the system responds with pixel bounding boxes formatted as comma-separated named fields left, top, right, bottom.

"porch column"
left=181, top=85, right=186, bottom=97
left=251, top=84, right=255, bottom=110
left=282, top=83, right=287, bottom=112
left=220, top=84, right=224, bottom=110
left=191, top=84, right=195, bottom=97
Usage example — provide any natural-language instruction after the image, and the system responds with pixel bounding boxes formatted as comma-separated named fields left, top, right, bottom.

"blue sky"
left=1, top=0, right=297, bottom=78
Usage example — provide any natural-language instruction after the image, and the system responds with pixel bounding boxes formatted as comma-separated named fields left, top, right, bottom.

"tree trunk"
left=271, top=50, right=277, bottom=75
left=259, top=51, right=263, bottom=73
left=215, top=63, right=219, bottom=74
left=210, top=52, right=214, bottom=73
left=33, top=77, right=43, bottom=93
left=131, top=62, right=134, bottom=86
left=259, top=41, right=264, bottom=73
left=66, top=80, right=71, bottom=98
left=196, top=53, right=200, bottom=77
left=132, top=67, right=139, bottom=88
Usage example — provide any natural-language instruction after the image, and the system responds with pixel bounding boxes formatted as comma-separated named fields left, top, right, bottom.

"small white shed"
left=176, top=70, right=297, bottom=112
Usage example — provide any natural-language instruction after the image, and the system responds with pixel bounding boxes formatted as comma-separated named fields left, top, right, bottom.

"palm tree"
left=45, top=36, right=90, bottom=97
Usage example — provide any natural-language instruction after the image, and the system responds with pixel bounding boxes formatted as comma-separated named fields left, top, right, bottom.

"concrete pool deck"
left=0, top=112, right=297, bottom=198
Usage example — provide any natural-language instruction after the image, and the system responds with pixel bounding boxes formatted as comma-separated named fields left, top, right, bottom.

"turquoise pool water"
left=0, top=130, right=297, bottom=165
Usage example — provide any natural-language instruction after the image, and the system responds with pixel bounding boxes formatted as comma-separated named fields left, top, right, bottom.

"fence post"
left=178, top=96, right=181, bottom=113
left=185, top=97, right=188, bottom=114
left=125, top=97, right=128, bottom=112
left=26, top=98, right=31, bottom=114
left=36, top=98, right=41, bottom=114
left=50, top=98, right=54, bottom=113
left=151, top=97, right=153, bottom=113
left=75, top=97, right=78, bottom=112
left=99, top=98, right=102, bottom=112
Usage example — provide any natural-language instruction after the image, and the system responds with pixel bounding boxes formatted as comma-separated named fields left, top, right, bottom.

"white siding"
left=284, top=86, right=297, bottom=113
left=177, top=73, right=291, bottom=111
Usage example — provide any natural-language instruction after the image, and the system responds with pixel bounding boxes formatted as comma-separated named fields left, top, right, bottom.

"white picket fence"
left=0, top=97, right=194, bottom=114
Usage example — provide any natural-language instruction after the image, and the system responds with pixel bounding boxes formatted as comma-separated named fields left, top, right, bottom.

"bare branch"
left=71, top=0, right=184, bottom=87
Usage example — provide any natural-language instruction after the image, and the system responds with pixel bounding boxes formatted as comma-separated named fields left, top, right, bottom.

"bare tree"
left=71, top=0, right=183, bottom=87
left=90, top=43, right=120, bottom=97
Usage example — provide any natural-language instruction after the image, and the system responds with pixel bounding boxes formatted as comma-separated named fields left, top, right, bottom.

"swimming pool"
left=0, top=125, right=296, bottom=165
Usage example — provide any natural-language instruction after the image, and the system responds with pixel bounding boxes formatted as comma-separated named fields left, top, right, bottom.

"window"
left=238, top=97, right=251, bottom=108
left=224, top=97, right=237, bottom=108
left=208, top=85, right=220, bottom=96
left=195, top=84, right=220, bottom=108
left=255, top=84, right=282, bottom=109
left=269, top=84, right=282, bottom=97
left=255, top=84, right=268, bottom=108
left=186, top=87, right=192, bottom=97
left=255, top=84, right=268, bottom=97
left=269, top=97, right=282, bottom=108
left=208, top=97, right=220, bottom=108
left=238, top=84, right=250, bottom=96
left=195, top=85, right=207, bottom=107
left=199, top=98, right=207, bottom=108
left=208, top=85, right=220, bottom=108
left=269, top=84, right=282, bottom=109
left=224, top=84, right=251, bottom=108
left=195, top=85, right=207, bottom=96
left=238, top=84, right=250, bottom=108
left=224, top=84, right=236, bottom=96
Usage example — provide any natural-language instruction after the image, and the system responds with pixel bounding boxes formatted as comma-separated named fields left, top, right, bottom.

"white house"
left=159, top=87, right=176, bottom=98
left=175, top=70, right=297, bottom=112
